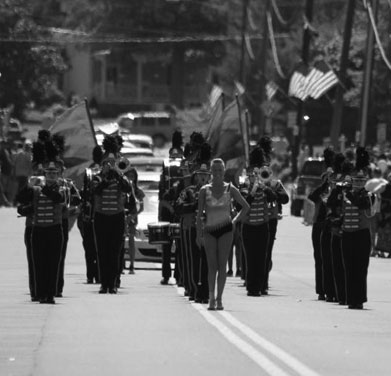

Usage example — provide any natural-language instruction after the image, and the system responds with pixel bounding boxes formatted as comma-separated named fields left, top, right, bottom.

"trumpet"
left=258, top=166, right=273, bottom=183
left=28, top=175, right=46, bottom=187
left=114, top=157, right=131, bottom=175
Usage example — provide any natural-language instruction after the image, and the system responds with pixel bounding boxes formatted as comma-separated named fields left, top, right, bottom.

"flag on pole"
left=209, top=85, right=223, bottom=109
left=307, top=61, right=339, bottom=99
left=49, top=100, right=97, bottom=188
left=210, top=100, right=247, bottom=163
left=234, top=81, right=246, bottom=95
left=288, top=64, right=308, bottom=101
left=266, top=81, right=279, bottom=100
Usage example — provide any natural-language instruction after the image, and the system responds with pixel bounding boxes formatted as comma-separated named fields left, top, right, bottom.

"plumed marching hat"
left=248, top=145, right=265, bottom=169
left=92, top=145, right=103, bottom=165
left=257, top=136, right=272, bottom=165
left=193, top=142, right=212, bottom=175
left=169, top=130, right=184, bottom=158
left=101, top=134, right=122, bottom=164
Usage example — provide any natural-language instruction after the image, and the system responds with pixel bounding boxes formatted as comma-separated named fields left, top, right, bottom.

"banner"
left=49, top=100, right=97, bottom=188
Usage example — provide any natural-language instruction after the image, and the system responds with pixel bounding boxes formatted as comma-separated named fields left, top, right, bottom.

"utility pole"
left=239, top=0, right=250, bottom=84
left=330, top=0, right=356, bottom=148
left=258, top=0, right=271, bottom=136
left=359, top=0, right=379, bottom=146
left=291, top=0, right=314, bottom=179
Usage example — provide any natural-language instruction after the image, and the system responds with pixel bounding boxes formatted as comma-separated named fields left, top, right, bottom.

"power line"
left=0, top=31, right=290, bottom=44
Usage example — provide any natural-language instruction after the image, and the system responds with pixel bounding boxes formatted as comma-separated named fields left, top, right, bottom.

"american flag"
left=307, top=61, right=339, bottom=99
left=266, top=81, right=278, bottom=100
left=288, top=64, right=308, bottom=101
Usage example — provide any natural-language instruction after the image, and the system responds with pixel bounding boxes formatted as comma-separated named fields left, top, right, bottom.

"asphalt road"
left=1, top=206, right=391, bottom=376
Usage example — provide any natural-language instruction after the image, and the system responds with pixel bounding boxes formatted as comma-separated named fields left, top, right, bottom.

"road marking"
left=219, top=311, right=321, bottom=376
left=191, top=302, right=290, bottom=376
left=175, top=286, right=321, bottom=376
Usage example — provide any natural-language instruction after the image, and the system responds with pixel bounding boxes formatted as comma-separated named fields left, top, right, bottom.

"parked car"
left=127, top=156, right=164, bottom=173
left=116, top=111, right=177, bottom=148
left=290, top=158, right=326, bottom=216
left=121, top=132, right=154, bottom=150
left=124, top=171, right=174, bottom=263
left=121, top=147, right=154, bottom=159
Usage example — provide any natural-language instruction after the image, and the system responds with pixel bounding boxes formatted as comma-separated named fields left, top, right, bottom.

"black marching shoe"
left=160, top=278, right=169, bottom=285
left=87, top=279, right=94, bottom=284
left=109, top=287, right=118, bottom=294
left=227, top=270, right=233, bottom=277
left=46, top=296, right=55, bottom=304
left=261, top=289, right=269, bottom=296
left=247, top=291, right=261, bottom=297
left=99, top=286, right=108, bottom=294
left=55, top=293, right=63, bottom=298
left=318, top=294, right=326, bottom=301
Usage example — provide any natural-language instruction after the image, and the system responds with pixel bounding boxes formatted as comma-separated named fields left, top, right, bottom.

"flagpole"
left=359, top=0, right=379, bottom=146
left=239, top=0, right=250, bottom=84
left=235, top=94, right=249, bottom=166
left=259, top=0, right=272, bottom=136
left=330, top=0, right=356, bottom=148
left=291, top=0, right=314, bottom=180
left=84, top=98, right=98, bottom=146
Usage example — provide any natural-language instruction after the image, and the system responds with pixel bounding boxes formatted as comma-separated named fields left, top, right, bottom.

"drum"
left=147, top=222, right=171, bottom=244
left=169, top=223, right=181, bottom=239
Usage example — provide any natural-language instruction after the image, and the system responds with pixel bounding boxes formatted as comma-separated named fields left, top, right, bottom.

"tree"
left=0, top=0, right=67, bottom=118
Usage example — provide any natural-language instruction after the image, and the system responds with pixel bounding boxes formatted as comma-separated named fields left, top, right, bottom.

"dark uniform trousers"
left=174, top=238, right=184, bottom=286
left=32, top=224, right=63, bottom=299
left=94, top=212, right=124, bottom=289
left=161, top=241, right=173, bottom=281
left=320, top=228, right=336, bottom=299
left=264, top=218, right=278, bottom=291
left=242, top=223, right=269, bottom=294
left=24, top=225, right=35, bottom=298
left=56, top=218, right=69, bottom=294
left=341, top=229, right=371, bottom=306
left=79, top=219, right=99, bottom=282
left=311, top=223, right=324, bottom=296
left=179, top=224, right=192, bottom=295
left=331, top=233, right=346, bottom=304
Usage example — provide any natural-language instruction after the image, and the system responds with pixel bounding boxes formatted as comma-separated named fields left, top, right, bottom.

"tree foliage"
left=0, top=0, right=67, bottom=118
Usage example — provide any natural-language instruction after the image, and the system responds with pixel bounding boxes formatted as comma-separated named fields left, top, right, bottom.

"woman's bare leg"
left=216, top=231, right=234, bottom=307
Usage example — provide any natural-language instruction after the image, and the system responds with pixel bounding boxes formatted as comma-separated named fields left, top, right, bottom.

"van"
left=116, top=111, right=177, bottom=147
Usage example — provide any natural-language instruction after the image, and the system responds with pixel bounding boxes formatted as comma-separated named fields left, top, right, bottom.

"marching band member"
left=78, top=145, right=102, bottom=284
left=15, top=139, right=47, bottom=302
left=239, top=146, right=274, bottom=297
left=124, top=167, right=144, bottom=275
left=339, top=147, right=372, bottom=309
left=326, top=153, right=350, bottom=305
left=158, top=131, right=184, bottom=285
left=258, top=136, right=289, bottom=294
left=50, top=135, right=81, bottom=298
left=92, top=135, right=133, bottom=294
left=176, top=142, right=211, bottom=303
left=319, top=148, right=337, bottom=303
left=17, top=142, right=66, bottom=304
left=196, top=158, right=249, bottom=310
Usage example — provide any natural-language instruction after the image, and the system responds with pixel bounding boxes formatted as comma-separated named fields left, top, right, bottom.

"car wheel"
left=153, top=134, right=167, bottom=148
left=290, top=199, right=303, bottom=216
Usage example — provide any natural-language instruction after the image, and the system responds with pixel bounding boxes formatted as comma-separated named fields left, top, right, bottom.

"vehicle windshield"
left=301, top=161, right=325, bottom=176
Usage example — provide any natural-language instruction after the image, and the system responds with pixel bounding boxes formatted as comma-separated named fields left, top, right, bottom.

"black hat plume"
left=323, top=147, right=335, bottom=169
left=355, top=146, right=370, bottom=171
left=249, top=146, right=265, bottom=168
